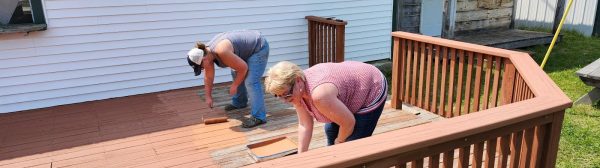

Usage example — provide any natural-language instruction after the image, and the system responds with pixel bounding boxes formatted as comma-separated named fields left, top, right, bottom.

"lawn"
left=523, top=30, right=600, bottom=167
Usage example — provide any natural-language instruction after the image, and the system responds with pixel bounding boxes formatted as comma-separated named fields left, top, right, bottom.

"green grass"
left=522, top=30, right=600, bottom=167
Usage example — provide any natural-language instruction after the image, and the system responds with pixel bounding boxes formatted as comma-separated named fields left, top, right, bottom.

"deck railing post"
left=539, top=110, right=565, bottom=168
left=391, top=37, right=403, bottom=109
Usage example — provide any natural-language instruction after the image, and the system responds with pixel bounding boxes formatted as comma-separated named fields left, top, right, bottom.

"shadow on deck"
left=0, top=84, right=441, bottom=168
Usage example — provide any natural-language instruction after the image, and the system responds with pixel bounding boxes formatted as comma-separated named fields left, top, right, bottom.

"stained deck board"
left=0, top=84, right=441, bottom=168
left=453, top=29, right=555, bottom=49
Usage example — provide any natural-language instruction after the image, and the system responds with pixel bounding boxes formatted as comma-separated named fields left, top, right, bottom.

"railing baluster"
left=501, top=59, right=516, bottom=105
left=497, top=135, right=511, bottom=168
left=482, top=55, right=493, bottom=110
left=516, top=74, right=523, bottom=102
left=458, top=145, right=470, bottom=168
left=425, top=44, right=433, bottom=111
left=418, top=42, right=426, bottom=108
left=316, top=23, right=322, bottom=64
left=484, top=138, right=497, bottom=168
left=519, top=127, right=535, bottom=167
left=490, top=57, right=502, bottom=108
left=411, top=159, right=424, bottom=168
left=530, top=125, right=547, bottom=168
left=472, top=142, right=484, bottom=168
left=397, top=162, right=407, bottom=168
left=308, top=21, right=315, bottom=66
left=455, top=50, right=465, bottom=116
left=331, top=25, right=336, bottom=62
left=442, top=149, right=454, bottom=168
left=412, top=41, right=419, bottom=105
left=429, top=154, right=440, bottom=168
left=510, top=130, right=524, bottom=168
left=473, top=54, right=483, bottom=112
left=447, top=48, right=456, bottom=117
left=335, top=24, right=345, bottom=62
left=431, top=45, right=441, bottom=115
left=405, top=40, right=413, bottom=102
left=464, top=52, right=474, bottom=114
left=330, top=25, right=334, bottom=62
left=324, top=25, right=329, bottom=63
left=439, top=47, right=449, bottom=117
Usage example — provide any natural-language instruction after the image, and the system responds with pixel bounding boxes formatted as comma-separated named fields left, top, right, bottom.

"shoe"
left=224, top=104, right=247, bottom=111
left=241, top=116, right=266, bottom=128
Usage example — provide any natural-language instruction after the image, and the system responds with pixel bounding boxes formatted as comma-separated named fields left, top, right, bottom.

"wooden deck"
left=453, top=29, right=555, bottom=49
left=0, top=84, right=441, bottom=168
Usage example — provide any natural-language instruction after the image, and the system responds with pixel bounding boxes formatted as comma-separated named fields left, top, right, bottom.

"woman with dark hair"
left=187, top=30, right=269, bottom=128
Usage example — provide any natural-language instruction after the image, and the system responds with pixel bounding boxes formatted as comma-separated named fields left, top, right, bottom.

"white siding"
left=0, top=0, right=393, bottom=113
left=515, top=0, right=598, bottom=36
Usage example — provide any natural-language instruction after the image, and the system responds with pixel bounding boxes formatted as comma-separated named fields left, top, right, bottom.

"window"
left=0, top=0, right=47, bottom=34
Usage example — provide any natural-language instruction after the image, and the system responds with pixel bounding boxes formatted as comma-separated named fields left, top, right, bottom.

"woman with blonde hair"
left=187, top=30, right=269, bottom=128
left=264, top=61, right=387, bottom=152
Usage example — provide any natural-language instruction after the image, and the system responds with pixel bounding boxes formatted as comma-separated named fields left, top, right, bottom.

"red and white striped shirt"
left=300, top=61, right=387, bottom=123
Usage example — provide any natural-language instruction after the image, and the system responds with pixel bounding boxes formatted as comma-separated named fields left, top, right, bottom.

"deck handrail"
left=248, top=32, right=571, bottom=168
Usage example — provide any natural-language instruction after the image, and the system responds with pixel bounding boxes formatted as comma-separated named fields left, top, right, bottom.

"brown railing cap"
left=305, top=15, right=348, bottom=25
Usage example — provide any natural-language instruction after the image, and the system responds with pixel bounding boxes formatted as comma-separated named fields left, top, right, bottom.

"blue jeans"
left=324, top=101, right=385, bottom=146
left=230, top=40, right=269, bottom=121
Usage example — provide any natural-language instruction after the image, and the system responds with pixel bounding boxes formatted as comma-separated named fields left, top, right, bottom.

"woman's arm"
left=203, top=60, right=216, bottom=108
left=311, top=83, right=355, bottom=144
left=292, top=101, right=314, bottom=153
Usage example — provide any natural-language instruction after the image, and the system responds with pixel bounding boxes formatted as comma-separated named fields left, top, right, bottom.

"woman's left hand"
left=229, top=85, right=238, bottom=96
left=334, top=138, right=345, bottom=144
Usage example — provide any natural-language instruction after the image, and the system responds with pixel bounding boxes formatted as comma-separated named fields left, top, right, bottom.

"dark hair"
left=196, top=41, right=208, bottom=56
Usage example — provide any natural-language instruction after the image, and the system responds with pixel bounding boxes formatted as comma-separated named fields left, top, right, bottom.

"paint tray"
left=247, top=137, right=297, bottom=162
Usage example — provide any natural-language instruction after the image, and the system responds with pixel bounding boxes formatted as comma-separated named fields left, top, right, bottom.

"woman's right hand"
left=205, top=96, right=214, bottom=108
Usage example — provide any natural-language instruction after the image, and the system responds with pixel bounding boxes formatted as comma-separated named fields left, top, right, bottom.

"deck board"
left=0, top=84, right=441, bottom=168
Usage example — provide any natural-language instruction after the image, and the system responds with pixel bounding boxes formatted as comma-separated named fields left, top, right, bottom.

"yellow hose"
left=541, top=0, right=574, bottom=70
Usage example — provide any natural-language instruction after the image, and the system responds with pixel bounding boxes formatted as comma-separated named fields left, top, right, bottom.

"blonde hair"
left=264, top=61, right=305, bottom=95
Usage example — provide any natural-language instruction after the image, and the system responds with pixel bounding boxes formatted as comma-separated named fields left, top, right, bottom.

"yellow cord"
left=541, top=0, right=574, bottom=70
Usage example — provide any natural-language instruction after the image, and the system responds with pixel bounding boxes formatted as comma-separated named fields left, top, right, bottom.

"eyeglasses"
left=274, top=83, right=294, bottom=100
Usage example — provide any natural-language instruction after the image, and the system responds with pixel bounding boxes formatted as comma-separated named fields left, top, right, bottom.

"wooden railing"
left=248, top=32, right=571, bottom=168
left=306, top=16, right=347, bottom=67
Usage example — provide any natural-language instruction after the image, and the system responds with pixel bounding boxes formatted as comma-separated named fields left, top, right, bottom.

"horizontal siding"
left=515, top=0, right=598, bottom=36
left=0, top=0, right=393, bottom=113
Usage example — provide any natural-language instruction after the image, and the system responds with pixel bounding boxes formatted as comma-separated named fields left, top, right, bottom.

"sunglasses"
left=274, top=83, right=294, bottom=100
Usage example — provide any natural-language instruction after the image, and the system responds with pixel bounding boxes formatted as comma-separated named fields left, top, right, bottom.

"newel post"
left=539, top=110, right=565, bottom=168
left=391, top=37, right=404, bottom=109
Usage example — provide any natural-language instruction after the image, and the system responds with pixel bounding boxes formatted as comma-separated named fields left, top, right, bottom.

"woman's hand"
left=334, top=138, right=345, bottom=144
left=229, top=85, right=238, bottom=96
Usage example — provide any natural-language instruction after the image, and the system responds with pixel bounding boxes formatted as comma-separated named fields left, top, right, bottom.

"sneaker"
left=224, top=104, right=247, bottom=111
left=241, top=116, right=266, bottom=128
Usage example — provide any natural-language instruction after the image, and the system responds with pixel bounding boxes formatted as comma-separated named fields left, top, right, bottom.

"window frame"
left=0, top=0, right=47, bottom=34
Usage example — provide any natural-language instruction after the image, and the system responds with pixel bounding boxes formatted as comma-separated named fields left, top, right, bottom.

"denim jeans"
left=230, top=40, right=269, bottom=121
left=324, top=101, right=385, bottom=146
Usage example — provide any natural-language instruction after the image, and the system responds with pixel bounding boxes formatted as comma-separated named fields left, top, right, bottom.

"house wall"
left=514, top=0, right=598, bottom=36
left=454, top=0, right=514, bottom=34
left=0, top=0, right=393, bottom=113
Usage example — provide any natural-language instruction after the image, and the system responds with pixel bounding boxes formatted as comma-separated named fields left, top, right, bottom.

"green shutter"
left=29, top=0, right=45, bottom=24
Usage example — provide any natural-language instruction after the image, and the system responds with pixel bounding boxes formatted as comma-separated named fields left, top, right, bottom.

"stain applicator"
left=203, top=116, right=229, bottom=125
